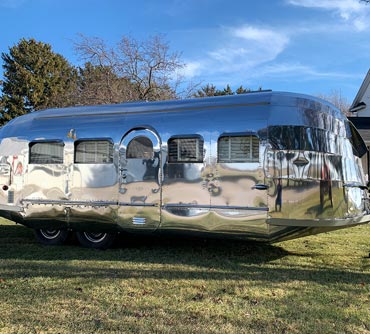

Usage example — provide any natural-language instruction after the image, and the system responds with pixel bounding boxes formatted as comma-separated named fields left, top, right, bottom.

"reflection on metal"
left=293, top=155, right=309, bottom=167
left=0, top=91, right=369, bottom=244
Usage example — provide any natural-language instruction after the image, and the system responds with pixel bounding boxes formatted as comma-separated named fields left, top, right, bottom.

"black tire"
left=76, top=231, right=116, bottom=249
left=34, top=228, right=69, bottom=246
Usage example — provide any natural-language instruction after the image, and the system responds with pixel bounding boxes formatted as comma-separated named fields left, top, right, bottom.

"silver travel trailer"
left=0, top=91, right=369, bottom=248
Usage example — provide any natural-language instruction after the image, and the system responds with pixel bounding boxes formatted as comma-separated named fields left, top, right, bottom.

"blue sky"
left=0, top=0, right=370, bottom=103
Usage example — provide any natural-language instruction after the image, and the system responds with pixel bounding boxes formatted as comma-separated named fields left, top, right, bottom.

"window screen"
left=29, top=142, right=64, bottom=164
left=168, top=136, right=204, bottom=163
left=75, top=140, right=113, bottom=163
left=218, top=135, right=259, bottom=162
left=127, top=136, right=154, bottom=159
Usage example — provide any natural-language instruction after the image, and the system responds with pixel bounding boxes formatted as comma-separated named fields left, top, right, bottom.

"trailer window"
left=127, top=136, right=154, bottom=159
left=168, top=136, right=204, bottom=163
left=218, top=135, right=259, bottom=163
left=75, top=140, right=113, bottom=163
left=29, top=141, right=64, bottom=164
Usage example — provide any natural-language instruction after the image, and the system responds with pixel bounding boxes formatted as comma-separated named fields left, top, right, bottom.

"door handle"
left=252, top=184, right=269, bottom=190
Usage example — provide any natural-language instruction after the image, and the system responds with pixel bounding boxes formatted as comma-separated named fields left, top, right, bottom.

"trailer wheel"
left=76, top=232, right=115, bottom=249
left=34, top=229, right=69, bottom=246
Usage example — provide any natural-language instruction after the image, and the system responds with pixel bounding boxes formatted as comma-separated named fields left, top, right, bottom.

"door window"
left=126, top=136, right=154, bottom=159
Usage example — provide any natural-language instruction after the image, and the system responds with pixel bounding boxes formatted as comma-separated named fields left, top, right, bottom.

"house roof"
left=350, top=69, right=370, bottom=112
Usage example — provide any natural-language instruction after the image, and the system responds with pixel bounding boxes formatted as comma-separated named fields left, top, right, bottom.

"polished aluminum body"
left=0, top=91, right=369, bottom=242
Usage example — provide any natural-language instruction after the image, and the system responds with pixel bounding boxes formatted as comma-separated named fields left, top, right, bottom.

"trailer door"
left=210, top=133, right=270, bottom=237
left=117, top=129, right=161, bottom=231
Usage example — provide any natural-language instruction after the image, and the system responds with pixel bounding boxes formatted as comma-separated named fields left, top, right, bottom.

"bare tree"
left=74, top=34, right=116, bottom=68
left=73, top=34, right=133, bottom=103
left=74, top=34, right=186, bottom=102
left=116, top=35, right=184, bottom=100
left=76, top=62, right=136, bottom=105
left=317, top=90, right=351, bottom=115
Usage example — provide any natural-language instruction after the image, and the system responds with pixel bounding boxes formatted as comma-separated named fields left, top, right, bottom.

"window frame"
left=29, top=140, right=65, bottom=164
left=74, top=138, right=114, bottom=164
left=217, top=133, right=260, bottom=163
left=168, top=135, right=204, bottom=163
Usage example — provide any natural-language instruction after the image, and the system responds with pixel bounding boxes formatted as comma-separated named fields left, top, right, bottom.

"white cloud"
left=233, top=25, right=289, bottom=59
left=287, top=0, right=370, bottom=31
left=181, top=25, right=290, bottom=81
left=179, top=19, right=362, bottom=93
left=206, top=25, right=290, bottom=73
left=233, top=26, right=289, bottom=48
left=254, top=63, right=361, bottom=80
left=179, top=61, right=202, bottom=78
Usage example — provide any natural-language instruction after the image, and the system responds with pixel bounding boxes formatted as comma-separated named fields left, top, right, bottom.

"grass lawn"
left=0, top=218, right=369, bottom=334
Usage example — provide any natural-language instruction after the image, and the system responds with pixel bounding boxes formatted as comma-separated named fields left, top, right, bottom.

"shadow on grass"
left=0, top=223, right=369, bottom=286
left=0, top=223, right=288, bottom=261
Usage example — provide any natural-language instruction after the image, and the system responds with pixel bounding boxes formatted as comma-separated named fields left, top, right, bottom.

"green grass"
left=0, top=218, right=369, bottom=334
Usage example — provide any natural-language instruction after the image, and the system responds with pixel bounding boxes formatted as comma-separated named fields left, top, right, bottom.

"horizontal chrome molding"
left=343, top=182, right=368, bottom=190
left=0, top=204, right=23, bottom=212
left=21, top=199, right=159, bottom=208
left=118, top=202, right=158, bottom=207
left=20, top=199, right=268, bottom=212
left=164, top=203, right=269, bottom=211
left=22, top=199, right=117, bottom=207
left=268, top=214, right=370, bottom=227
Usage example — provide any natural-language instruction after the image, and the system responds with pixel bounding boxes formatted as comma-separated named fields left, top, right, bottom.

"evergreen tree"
left=0, top=38, right=77, bottom=124
left=193, top=84, right=257, bottom=98
left=193, top=84, right=218, bottom=97
left=220, top=84, right=234, bottom=96
left=235, top=85, right=251, bottom=94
